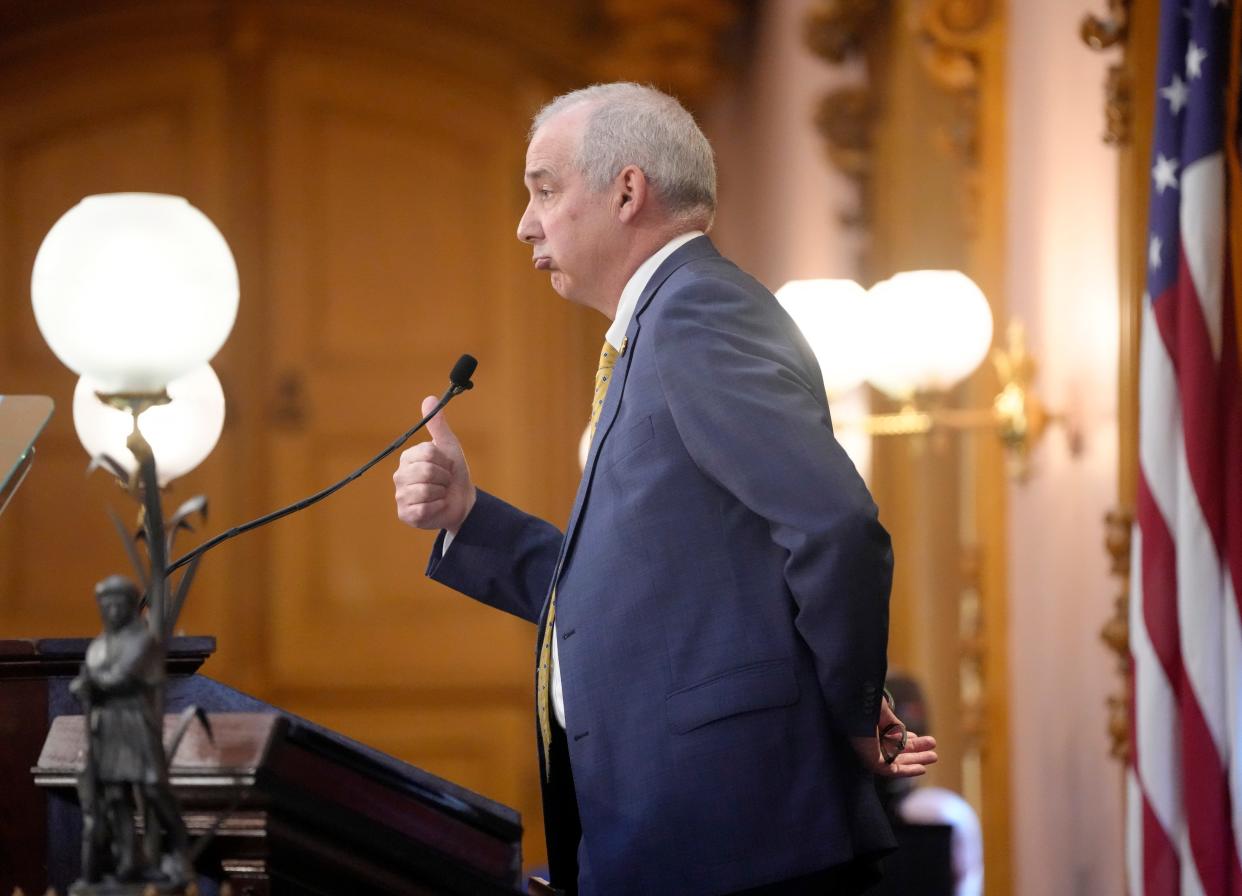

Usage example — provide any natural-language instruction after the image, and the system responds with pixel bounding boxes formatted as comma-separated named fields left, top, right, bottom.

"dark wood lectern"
left=3, top=639, right=525, bottom=895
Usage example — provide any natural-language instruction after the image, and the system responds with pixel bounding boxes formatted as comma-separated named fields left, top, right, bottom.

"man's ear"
left=616, top=165, right=648, bottom=222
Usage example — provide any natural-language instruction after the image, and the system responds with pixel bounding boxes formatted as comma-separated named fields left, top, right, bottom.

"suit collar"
left=605, top=230, right=704, bottom=348
left=632, top=234, right=718, bottom=322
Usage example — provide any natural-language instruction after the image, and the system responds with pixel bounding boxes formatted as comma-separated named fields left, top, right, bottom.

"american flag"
left=1129, top=0, right=1242, bottom=894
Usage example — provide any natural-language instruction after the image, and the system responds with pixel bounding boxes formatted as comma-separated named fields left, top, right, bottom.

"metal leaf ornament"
left=86, top=446, right=208, bottom=644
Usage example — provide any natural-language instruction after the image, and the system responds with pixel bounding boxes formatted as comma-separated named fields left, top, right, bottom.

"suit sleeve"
left=425, top=488, right=562, bottom=624
left=649, top=274, right=892, bottom=737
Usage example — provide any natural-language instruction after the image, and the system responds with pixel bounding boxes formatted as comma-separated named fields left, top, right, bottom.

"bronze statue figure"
left=70, top=575, right=190, bottom=894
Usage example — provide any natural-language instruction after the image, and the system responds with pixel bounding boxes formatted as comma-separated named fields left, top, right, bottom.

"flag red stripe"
left=1221, top=264, right=1242, bottom=608
left=1222, top=250, right=1242, bottom=896
left=1139, top=449, right=1240, bottom=894
left=1138, top=470, right=1183, bottom=686
left=1180, top=679, right=1240, bottom=895
left=1143, top=784, right=1181, bottom=896
left=1154, top=259, right=1227, bottom=555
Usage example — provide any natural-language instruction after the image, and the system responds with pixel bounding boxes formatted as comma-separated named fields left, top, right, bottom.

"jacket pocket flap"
left=665, top=659, right=799, bottom=734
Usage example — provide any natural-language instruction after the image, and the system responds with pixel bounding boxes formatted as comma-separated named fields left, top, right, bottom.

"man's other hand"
left=851, top=698, right=939, bottom=779
left=394, top=395, right=477, bottom=534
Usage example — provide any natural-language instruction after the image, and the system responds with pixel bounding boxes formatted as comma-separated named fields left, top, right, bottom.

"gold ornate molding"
left=916, top=0, right=992, bottom=91
left=1080, top=0, right=1133, bottom=145
left=959, top=543, right=985, bottom=753
left=1081, top=0, right=1130, bottom=51
left=804, top=0, right=884, bottom=64
left=1101, top=65, right=1133, bottom=146
left=592, top=0, right=740, bottom=107
left=1102, top=506, right=1133, bottom=762
left=803, top=0, right=889, bottom=234
left=805, top=0, right=1000, bottom=240
left=813, top=85, right=877, bottom=229
left=913, top=0, right=994, bottom=165
left=907, top=0, right=999, bottom=236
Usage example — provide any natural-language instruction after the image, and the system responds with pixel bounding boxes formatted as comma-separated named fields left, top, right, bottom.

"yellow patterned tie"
left=537, top=340, right=619, bottom=776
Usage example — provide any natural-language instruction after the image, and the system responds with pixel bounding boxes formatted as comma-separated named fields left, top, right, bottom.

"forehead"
left=524, top=105, right=590, bottom=177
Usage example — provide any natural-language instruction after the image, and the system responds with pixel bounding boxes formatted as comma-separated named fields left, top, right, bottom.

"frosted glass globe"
left=32, top=193, right=238, bottom=392
left=73, top=364, right=226, bottom=486
left=866, top=271, right=993, bottom=400
left=775, top=279, right=871, bottom=397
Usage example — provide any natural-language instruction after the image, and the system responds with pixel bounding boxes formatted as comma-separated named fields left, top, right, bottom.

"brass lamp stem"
left=94, top=388, right=171, bottom=417
left=126, top=421, right=169, bottom=640
left=91, top=389, right=173, bottom=636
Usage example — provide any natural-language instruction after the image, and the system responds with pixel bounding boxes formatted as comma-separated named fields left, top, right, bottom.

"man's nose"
left=516, top=203, right=540, bottom=243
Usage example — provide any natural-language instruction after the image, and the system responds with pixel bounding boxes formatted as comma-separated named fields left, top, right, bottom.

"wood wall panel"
left=263, top=48, right=533, bottom=697
left=0, top=0, right=605, bottom=870
left=0, top=436, right=128, bottom=625
left=313, top=109, right=491, bottom=357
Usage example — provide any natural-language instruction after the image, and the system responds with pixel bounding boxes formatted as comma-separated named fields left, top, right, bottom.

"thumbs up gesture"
left=394, top=395, right=477, bottom=533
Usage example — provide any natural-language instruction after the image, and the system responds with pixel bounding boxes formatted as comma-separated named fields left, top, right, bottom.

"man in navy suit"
left=394, top=83, right=936, bottom=895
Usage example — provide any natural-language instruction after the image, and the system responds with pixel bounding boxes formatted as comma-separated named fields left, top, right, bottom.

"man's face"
left=99, top=591, right=135, bottom=632
left=517, top=106, right=619, bottom=311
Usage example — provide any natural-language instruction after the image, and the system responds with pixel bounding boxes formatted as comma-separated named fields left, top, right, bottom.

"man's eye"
left=539, top=188, right=553, bottom=199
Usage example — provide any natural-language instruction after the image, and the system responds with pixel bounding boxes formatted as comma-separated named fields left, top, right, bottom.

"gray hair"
left=532, top=83, right=716, bottom=227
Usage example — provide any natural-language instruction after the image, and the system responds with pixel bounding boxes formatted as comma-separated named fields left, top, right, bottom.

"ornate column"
left=911, top=0, right=996, bottom=233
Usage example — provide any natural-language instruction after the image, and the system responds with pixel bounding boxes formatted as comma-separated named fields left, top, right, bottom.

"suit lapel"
left=543, top=236, right=720, bottom=602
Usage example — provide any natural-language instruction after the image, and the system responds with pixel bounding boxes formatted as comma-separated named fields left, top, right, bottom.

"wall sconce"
left=777, top=271, right=1063, bottom=477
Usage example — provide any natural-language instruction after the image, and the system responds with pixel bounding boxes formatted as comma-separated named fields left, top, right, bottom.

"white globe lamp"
left=866, top=270, right=993, bottom=401
left=32, top=193, right=238, bottom=393
left=775, top=279, right=872, bottom=397
left=73, top=364, right=226, bottom=486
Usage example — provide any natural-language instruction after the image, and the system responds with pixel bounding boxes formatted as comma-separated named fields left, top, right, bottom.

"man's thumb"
left=422, top=395, right=458, bottom=448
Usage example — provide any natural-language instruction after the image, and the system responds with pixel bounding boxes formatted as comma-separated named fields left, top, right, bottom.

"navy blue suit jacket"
left=428, top=237, right=894, bottom=894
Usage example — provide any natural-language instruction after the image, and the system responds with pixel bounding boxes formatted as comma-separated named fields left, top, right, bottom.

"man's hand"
left=851, top=698, right=939, bottom=779
left=394, top=395, right=477, bottom=534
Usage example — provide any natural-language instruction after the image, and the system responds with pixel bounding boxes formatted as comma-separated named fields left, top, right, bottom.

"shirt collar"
left=605, top=231, right=703, bottom=349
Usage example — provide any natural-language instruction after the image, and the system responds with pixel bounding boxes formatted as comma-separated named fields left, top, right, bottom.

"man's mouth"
left=534, top=256, right=552, bottom=270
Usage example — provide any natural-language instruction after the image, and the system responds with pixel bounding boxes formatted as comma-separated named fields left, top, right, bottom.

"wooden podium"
left=3, top=639, right=525, bottom=895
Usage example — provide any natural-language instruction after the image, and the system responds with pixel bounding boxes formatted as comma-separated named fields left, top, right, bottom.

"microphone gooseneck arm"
left=164, top=354, right=477, bottom=576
